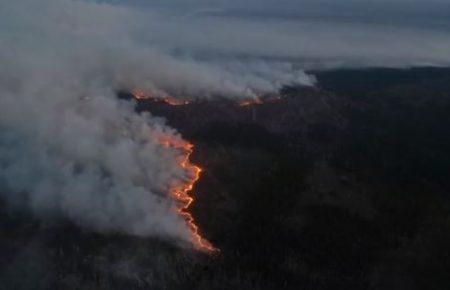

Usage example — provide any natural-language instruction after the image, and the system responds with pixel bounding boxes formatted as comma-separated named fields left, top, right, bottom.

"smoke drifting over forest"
left=1, top=0, right=450, bottom=247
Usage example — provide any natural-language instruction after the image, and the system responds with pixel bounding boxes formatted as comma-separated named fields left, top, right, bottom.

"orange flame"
left=172, top=144, right=217, bottom=252
left=238, top=97, right=263, bottom=107
left=238, top=95, right=282, bottom=107
left=132, top=90, right=190, bottom=106
left=132, top=88, right=216, bottom=252
left=132, top=89, right=148, bottom=100
left=151, top=126, right=217, bottom=253
left=133, top=89, right=283, bottom=108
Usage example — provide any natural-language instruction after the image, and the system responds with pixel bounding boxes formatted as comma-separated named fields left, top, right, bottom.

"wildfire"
left=132, top=90, right=190, bottom=106
left=132, top=89, right=283, bottom=108
left=238, top=95, right=282, bottom=107
left=173, top=145, right=217, bottom=253
left=130, top=88, right=283, bottom=253
left=154, top=130, right=217, bottom=253
left=160, top=139, right=217, bottom=252
left=238, top=97, right=263, bottom=107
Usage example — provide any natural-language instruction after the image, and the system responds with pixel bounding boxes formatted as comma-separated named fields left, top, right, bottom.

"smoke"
left=0, top=0, right=315, bottom=245
left=0, top=0, right=448, bottom=245
left=108, top=0, right=450, bottom=68
left=1, top=0, right=305, bottom=245
left=0, top=84, right=192, bottom=240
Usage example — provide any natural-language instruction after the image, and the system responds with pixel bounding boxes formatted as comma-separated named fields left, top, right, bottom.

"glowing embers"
left=238, top=94, right=282, bottom=107
left=155, top=133, right=217, bottom=253
left=134, top=88, right=215, bottom=251
left=238, top=98, right=263, bottom=107
left=131, top=90, right=190, bottom=106
left=132, top=89, right=285, bottom=108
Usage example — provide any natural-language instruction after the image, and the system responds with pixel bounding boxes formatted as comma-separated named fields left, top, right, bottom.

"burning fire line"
left=132, top=90, right=217, bottom=252
left=132, top=90, right=190, bottom=106
left=238, top=97, right=263, bottom=107
left=238, top=95, right=283, bottom=107
left=170, top=142, right=218, bottom=253
left=132, top=89, right=282, bottom=108
left=132, top=88, right=280, bottom=252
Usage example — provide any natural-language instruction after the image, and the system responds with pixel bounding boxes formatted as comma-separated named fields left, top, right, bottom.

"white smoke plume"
left=0, top=0, right=448, bottom=245
left=0, top=0, right=314, bottom=245
left=108, top=0, right=450, bottom=69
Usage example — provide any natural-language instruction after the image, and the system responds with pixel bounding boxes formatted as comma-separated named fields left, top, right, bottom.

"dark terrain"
left=2, top=68, right=450, bottom=290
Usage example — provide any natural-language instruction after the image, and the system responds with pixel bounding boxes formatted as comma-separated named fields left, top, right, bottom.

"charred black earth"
left=2, top=68, right=450, bottom=290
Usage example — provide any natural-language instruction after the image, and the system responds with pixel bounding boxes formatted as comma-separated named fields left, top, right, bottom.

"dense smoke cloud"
left=2, top=0, right=312, bottom=245
left=1, top=0, right=314, bottom=98
left=0, top=0, right=449, bottom=245
left=0, top=0, right=197, bottom=239
left=0, top=0, right=314, bottom=244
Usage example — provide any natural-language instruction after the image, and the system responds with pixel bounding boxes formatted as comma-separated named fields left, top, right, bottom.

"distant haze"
left=104, top=0, right=450, bottom=67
